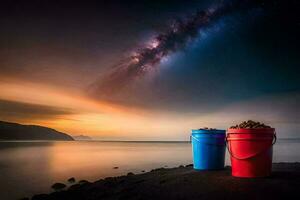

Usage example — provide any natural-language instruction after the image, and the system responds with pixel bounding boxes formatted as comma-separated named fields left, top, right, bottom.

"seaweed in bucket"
left=230, top=120, right=272, bottom=129
left=198, top=127, right=217, bottom=131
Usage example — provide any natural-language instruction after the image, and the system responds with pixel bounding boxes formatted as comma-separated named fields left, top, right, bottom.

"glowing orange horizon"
left=0, top=78, right=291, bottom=140
left=0, top=79, right=194, bottom=139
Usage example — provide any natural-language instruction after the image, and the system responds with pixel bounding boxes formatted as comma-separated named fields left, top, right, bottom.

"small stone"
left=68, top=177, right=76, bottom=183
left=69, top=183, right=81, bottom=190
left=113, top=166, right=119, bottom=169
left=51, top=182, right=66, bottom=191
left=127, top=172, right=134, bottom=176
left=78, top=180, right=90, bottom=184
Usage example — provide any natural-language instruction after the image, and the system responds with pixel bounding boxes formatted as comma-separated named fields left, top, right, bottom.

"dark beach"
left=29, top=163, right=300, bottom=200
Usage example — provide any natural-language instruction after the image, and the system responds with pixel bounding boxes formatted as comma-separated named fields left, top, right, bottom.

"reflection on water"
left=0, top=141, right=191, bottom=200
left=0, top=140, right=299, bottom=200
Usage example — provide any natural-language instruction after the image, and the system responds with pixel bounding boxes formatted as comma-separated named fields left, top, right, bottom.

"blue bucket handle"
left=225, top=132, right=277, bottom=160
left=191, top=135, right=225, bottom=146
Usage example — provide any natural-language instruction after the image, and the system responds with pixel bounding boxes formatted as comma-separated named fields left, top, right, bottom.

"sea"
left=0, top=139, right=299, bottom=200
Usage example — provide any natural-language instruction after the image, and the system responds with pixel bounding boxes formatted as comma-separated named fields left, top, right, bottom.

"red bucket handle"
left=225, top=132, right=277, bottom=160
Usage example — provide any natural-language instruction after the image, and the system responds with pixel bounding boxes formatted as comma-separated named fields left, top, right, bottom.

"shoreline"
left=1, top=138, right=299, bottom=144
left=28, top=162, right=300, bottom=200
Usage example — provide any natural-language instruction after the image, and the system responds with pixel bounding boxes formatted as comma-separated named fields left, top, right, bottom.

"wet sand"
left=30, top=163, right=300, bottom=200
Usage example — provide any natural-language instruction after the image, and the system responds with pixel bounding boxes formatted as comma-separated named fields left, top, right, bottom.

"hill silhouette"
left=0, top=121, right=74, bottom=141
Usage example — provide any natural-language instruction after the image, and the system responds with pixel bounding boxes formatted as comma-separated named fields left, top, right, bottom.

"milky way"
left=91, top=0, right=262, bottom=96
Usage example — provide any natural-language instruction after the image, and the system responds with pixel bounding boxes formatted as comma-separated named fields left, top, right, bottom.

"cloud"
left=188, top=91, right=300, bottom=128
left=0, top=99, right=75, bottom=122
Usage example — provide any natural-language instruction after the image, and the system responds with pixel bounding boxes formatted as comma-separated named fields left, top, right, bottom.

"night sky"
left=0, top=0, right=299, bottom=140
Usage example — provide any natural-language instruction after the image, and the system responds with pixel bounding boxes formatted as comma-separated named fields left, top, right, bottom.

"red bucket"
left=226, top=128, right=276, bottom=178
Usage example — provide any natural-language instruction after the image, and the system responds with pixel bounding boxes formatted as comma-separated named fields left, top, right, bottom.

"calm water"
left=0, top=140, right=299, bottom=200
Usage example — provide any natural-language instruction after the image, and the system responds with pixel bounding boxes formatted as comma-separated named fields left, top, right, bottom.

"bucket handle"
left=191, top=135, right=225, bottom=146
left=225, top=132, right=277, bottom=160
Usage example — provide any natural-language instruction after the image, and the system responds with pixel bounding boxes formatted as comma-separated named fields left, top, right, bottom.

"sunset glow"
left=0, top=1, right=299, bottom=200
left=0, top=0, right=299, bottom=140
left=0, top=79, right=198, bottom=139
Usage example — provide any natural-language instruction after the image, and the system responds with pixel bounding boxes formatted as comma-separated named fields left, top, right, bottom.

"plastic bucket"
left=191, top=129, right=226, bottom=170
left=226, top=128, right=276, bottom=178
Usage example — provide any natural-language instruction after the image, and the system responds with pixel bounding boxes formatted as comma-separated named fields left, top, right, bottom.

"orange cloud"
left=0, top=79, right=191, bottom=139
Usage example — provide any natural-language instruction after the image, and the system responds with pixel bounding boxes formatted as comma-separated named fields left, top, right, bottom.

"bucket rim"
left=191, top=129, right=226, bottom=135
left=227, top=128, right=275, bottom=134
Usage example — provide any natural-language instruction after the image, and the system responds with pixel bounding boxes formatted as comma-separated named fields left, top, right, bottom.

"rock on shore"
left=31, top=163, right=300, bottom=200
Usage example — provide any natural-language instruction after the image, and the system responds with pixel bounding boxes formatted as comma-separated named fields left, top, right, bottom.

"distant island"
left=73, top=135, right=92, bottom=140
left=0, top=121, right=74, bottom=141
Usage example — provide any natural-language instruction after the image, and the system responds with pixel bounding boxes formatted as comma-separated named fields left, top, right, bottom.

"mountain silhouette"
left=0, top=121, right=74, bottom=141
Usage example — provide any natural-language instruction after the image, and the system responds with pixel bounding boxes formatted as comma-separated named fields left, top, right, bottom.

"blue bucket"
left=191, top=129, right=226, bottom=170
